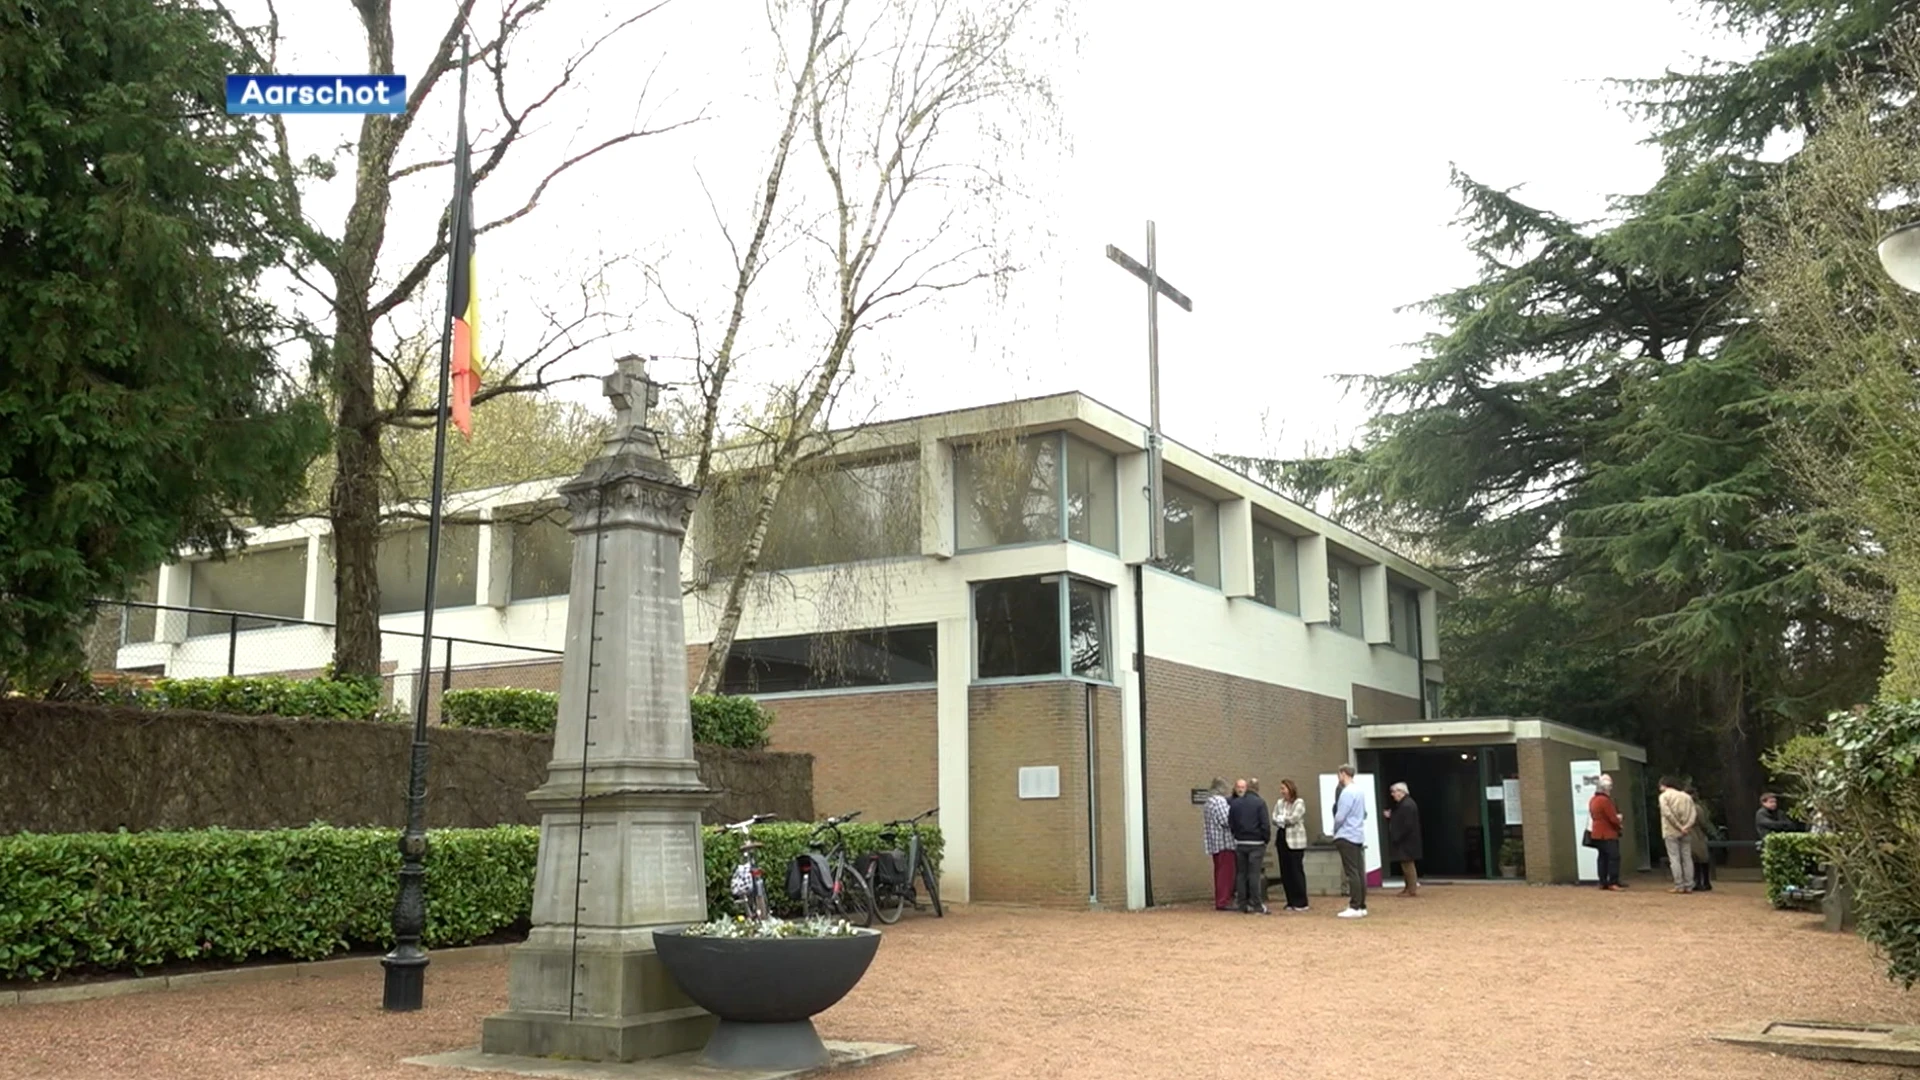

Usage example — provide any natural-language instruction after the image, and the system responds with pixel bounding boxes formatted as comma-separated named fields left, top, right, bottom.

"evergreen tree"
left=0, top=0, right=328, bottom=688
left=1291, top=1, right=1900, bottom=831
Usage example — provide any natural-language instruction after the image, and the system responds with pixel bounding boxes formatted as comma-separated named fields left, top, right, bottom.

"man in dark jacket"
left=1385, top=781, right=1423, bottom=897
left=1756, top=793, right=1802, bottom=840
left=1227, top=778, right=1271, bottom=914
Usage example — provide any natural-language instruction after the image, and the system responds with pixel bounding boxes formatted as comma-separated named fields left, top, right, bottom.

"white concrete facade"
left=116, top=391, right=1454, bottom=910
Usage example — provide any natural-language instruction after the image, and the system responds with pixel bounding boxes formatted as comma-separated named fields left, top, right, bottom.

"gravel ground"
left=2, top=876, right=1914, bottom=1080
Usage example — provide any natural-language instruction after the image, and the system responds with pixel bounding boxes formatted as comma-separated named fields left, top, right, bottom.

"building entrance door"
left=1374, top=747, right=1490, bottom=879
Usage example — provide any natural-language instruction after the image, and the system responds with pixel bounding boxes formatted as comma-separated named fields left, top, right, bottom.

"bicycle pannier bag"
left=786, top=853, right=832, bottom=900
left=870, top=849, right=910, bottom=888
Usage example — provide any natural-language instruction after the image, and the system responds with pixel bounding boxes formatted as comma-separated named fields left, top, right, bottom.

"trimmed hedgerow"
left=1762, top=831, right=1828, bottom=909
left=145, top=674, right=387, bottom=721
left=441, top=687, right=556, bottom=733
left=435, top=688, right=775, bottom=750
left=0, top=825, right=536, bottom=980
left=0, top=819, right=941, bottom=981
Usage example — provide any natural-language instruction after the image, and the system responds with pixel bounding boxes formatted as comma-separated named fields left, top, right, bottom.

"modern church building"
left=113, top=391, right=1649, bottom=905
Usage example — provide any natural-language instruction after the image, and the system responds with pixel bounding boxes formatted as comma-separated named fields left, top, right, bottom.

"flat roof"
left=1352, top=715, right=1647, bottom=763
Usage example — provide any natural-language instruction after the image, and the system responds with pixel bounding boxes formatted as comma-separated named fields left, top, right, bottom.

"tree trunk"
left=326, top=0, right=400, bottom=681
left=329, top=303, right=384, bottom=679
left=1717, top=675, right=1764, bottom=844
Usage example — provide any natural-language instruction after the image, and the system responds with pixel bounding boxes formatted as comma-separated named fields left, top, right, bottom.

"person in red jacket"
left=1589, top=774, right=1625, bottom=890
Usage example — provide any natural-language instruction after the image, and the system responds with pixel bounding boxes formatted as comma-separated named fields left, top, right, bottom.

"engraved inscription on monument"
left=627, top=825, right=706, bottom=924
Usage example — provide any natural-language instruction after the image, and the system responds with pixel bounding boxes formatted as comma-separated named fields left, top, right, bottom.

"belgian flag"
left=447, top=111, right=481, bottom=438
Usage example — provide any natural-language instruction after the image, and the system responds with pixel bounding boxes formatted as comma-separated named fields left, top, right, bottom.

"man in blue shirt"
left=1331, top=765, right=1369, bottom=919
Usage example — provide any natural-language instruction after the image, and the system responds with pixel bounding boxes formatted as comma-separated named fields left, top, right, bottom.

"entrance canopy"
left=1352, top=715, right=1646, bottom=763
left=1350, top=715, right=1648, bottom=884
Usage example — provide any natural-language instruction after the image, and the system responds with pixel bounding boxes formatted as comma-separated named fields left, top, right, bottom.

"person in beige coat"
left=1658, top=777, right=1698, bottom=893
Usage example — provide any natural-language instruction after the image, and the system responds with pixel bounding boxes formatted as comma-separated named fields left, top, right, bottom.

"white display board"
left=1317, top=773, right=1384, bottom=882
left=1569, top=759, right=1603, bottom=882
left=1502, top=779, right=1523, bottom=825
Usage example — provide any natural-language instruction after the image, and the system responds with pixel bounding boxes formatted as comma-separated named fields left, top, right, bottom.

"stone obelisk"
left=482, top=355, right=717, bottom=1061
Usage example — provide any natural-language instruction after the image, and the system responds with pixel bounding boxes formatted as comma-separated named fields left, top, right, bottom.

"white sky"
left=253, top=0, right=1752, bottom=464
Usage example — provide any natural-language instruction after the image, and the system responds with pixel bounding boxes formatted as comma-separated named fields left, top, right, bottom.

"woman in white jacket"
left=1273, top=779, right=1311, bottom=912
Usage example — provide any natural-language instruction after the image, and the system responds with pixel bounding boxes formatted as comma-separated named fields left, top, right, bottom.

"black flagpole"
left=382, top=35, right=470, bottom=1013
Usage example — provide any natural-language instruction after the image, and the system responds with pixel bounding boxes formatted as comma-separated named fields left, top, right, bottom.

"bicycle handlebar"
left=818, top=810, right=863, bottom=826
left=722, top=812, right=779, bottom=832
left=882, top=807, right=939, bottom=828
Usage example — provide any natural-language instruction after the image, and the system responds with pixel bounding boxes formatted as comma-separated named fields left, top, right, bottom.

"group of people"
left=1654, top=779, right=1809, bottom=894
left=1201, top=765, right=1424, bottom=921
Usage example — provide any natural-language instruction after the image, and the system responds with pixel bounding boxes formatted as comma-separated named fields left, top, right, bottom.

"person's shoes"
left=1669, top=886, right=1685, bottom=893
left=1603, top=884, right=1621, bottom=891
left=1258, top=904, right=1272, bottom=915
left=1337, top=907, right=1368, bottom=919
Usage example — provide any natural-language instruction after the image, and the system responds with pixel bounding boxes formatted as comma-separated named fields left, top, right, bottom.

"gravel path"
left=2, top=876, right=1913, bottom=1080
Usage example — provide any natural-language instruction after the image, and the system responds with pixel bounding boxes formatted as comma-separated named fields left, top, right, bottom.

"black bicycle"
left=864, top=806, right=944, bottom=924
left=722, top=812, right=779, bottom=920
left=794, top=811, right=875, bottom=927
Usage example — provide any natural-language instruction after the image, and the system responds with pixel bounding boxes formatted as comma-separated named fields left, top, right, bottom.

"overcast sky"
left=255, top=0, right=1752, bottom=464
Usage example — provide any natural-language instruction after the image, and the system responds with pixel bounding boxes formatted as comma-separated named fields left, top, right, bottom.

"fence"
left=89, top=599, right=565, bottom=724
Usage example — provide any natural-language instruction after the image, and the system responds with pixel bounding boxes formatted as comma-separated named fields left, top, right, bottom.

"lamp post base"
left=382, top=949, right=429, bottom=1011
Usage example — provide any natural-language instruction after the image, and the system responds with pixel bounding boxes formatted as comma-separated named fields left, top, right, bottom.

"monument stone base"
left=481, top=940, right=716, bottom=1061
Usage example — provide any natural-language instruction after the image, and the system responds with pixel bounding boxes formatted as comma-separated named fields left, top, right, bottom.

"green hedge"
left=691, top=694, right=772, bottom=750
left=1763, top=831, right=1827, bottom=908
left=0, top=819, right=941, bottom=981
left=0, top=825, right=536, bottom=980
left=436, top=688, right=774, bottom=750
left=94, top=673, right=390, bottom=721
left=441, top=687, right=556, bottom=733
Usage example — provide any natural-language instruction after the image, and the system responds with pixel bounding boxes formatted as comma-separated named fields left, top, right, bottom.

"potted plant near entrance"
left=1499, top=837, right=1526, bottom=878
left=654, top=916, right=882, bottom=1071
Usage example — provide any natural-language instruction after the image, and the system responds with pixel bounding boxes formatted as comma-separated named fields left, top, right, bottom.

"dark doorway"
left=1375, top=747, right=1497, bottom=879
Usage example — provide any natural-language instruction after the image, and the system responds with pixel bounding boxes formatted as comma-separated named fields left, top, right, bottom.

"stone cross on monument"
left=482, top=355, right=718, bottom=1062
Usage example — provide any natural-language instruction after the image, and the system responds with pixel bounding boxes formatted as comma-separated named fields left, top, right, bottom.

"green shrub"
left=1762, top=831, right=1828, bottom=908
left=146, top=674, right=383, bottom=721
left=1766, top=702, right=1920, bottom=988
left=442, top=687, right=557, bottom=733
left=691, top=694, right=773, bottom=750
left=0, top=825, right=536, bottom=980
left=0, top=819, right=943, bottom=981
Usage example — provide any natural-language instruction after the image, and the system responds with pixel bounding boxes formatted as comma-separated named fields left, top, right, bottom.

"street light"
left=1877, top=220, right=1920, bottom=292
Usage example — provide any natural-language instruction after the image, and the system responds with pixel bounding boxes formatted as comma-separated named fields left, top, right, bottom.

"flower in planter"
left=681, top=915, right=858, bottom=939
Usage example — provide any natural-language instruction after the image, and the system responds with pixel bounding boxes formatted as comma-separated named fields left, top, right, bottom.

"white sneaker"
left=1336, top=907, right=1368, bottom=919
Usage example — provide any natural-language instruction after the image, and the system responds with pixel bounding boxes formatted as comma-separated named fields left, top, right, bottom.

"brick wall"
left=756, top=687, right=937, bottom=826
left=1143, top=657, right=1349, bottom=905
left=967, top=681, right=1126, bottom=907
left=1516, top=737, right=1581, bottom=883
left=1351, top=682, right=1421, bottom=722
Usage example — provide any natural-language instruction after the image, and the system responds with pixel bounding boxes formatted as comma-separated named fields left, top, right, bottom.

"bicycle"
left=722, top=812, right=779, bottom=920
left=865, top=806, right=944, bottom=924
left=794, top=811, right=875, bottom=927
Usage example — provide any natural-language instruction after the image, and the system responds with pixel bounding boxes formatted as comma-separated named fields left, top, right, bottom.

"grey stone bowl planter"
left=653, top=927, right=882, bottom=1071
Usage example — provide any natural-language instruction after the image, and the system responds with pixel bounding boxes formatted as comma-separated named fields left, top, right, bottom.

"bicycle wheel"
left=835, top=862, right=877, bottom=928
left=919, top=854, right=943, bottom=917
left=871, top=858, right=905, bottom=925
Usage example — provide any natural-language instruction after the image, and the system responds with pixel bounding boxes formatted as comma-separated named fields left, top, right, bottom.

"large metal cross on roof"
left=1106, top=222, right=1193, bottom=563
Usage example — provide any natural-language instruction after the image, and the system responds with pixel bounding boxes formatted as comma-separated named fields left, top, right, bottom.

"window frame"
left=1326, top=554, right=1365, bottom=638
left=970, top=572, right=1116, bottom=686
left=1387, top=584, right=1420, bottom=655
left=715, top=624, right=940, bottom=696
left=1158, top=478, right=1223, bottom=589
left=953, top=432, right=1120, bottom=556
left=1250, top=520, right=1302, bottom=615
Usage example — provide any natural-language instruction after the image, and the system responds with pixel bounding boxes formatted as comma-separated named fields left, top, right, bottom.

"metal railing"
left=90, top=599, right=563, bottom=714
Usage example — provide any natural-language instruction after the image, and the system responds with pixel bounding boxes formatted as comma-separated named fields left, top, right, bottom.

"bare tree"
left=212, top=0, right=696, bottom=677
left=687, top=0, right=1062, bottom=693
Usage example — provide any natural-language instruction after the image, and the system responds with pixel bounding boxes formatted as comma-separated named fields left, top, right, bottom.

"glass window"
left=1162, top=482, right=1220, bottom=587
left=1063, top=435, right=1118, bottom=552
left=1389, top=585, right=1420, bottom=654
left=699, top=454, right=921, bottom=575
left=188, top=543, right=309, bottom=636
left=1252, top=523, right=1300, bottom=614
left=1327, top=556, right=1364, bottom=637
left=1068, top=578, right=1110, bottom=680
left=975, top=577, right=1062, bottom=677
left=509, top=515, right=573, bottom=600
left=718, top=625, right=938, bottom=694
left=1425, top=680, right=1444, bottom=719
left=955, top=437, right=1060, bottom=550
left=974, top=575, right=1112, bottom=681
left=378, top=524, right=480, bottom=614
